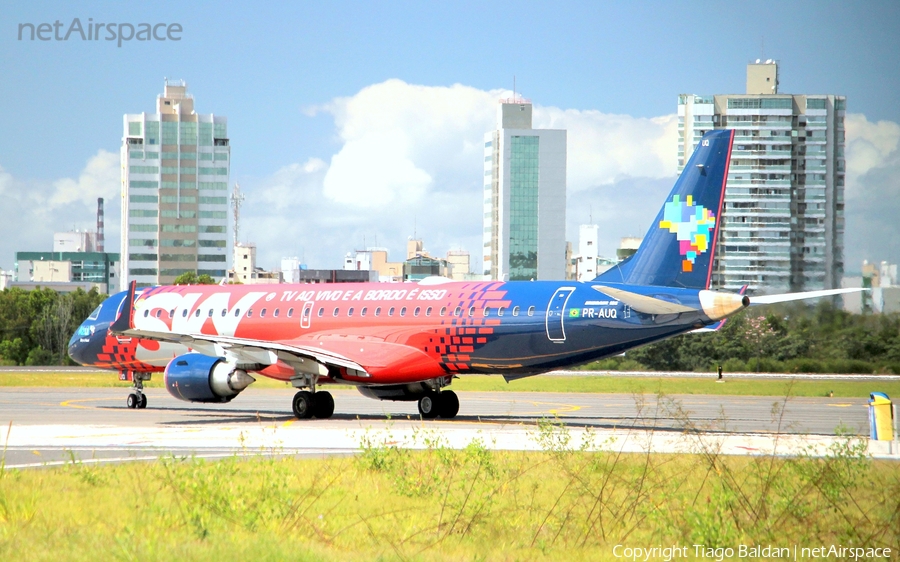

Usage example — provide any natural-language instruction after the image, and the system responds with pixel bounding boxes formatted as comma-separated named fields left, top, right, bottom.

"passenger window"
left=143, top=310, right=149, bottom=318
left=454, top=306, right=461, bottom=316
left=208, top=309, right=213, bottom=318
left=221, top=309, right=227, bottom=317
left=287, top=308, right=294, bottom=317
left=260, top=309, right=267, bottom=318
left=332, top=308, right=339, bottom=317
left=484, top=307, right=490, bottom=317
left=182, top=309, right=188, bottom=318
left=468, top=307, right=474, bottom=317
left=413, top=307, right=420, bottom=317
left=425, top=307, right=432, bottom=316
left=512, top=306, right=520, bottom=316
left=195, top=309, right=201, bottom=318
left=274, top=309, right=280, bottom=318
left=348, top=307, right=354, bottom=317
left=527, top=306, right=535, bottom=316
left=247, top=309, right=253, bottom=318
left=155, top=310, right=161, bottom=318
left=440, top=307, right=447, bottom=316
left=169, top=309, right=175, bottom=318
left=235, top=309, right=241, bottom=317
left=317, top=308, right=324, bottom=317
left=361, top=307, right=367, bottom=317
left=498, top=307, right=505, bottom=317
left=388, top=307, right=395, bottom=316
left=375, top=307, right=381, bottom=316
left=400, top=307, right=407, bottom=317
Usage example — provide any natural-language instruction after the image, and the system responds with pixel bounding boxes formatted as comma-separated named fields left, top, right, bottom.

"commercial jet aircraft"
left=68, top=130, right=858, bottom=419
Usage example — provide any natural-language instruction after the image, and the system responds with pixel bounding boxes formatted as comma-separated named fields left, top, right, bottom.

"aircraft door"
left=300, top=301, right=313, bottom=329
left=545, top=287, right=575, bottom=342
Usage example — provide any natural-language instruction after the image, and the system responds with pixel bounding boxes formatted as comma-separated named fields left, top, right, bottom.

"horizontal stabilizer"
left=591, top=285, right=696, bottom=315
left=749, top=287, right=866, bottom=305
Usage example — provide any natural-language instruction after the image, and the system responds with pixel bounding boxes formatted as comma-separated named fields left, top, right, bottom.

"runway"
left=2, top=386, right=894, bottom=468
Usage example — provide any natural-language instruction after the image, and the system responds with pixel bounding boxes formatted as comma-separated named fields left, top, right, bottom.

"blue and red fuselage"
left=69, top=279, right=718, bottom=386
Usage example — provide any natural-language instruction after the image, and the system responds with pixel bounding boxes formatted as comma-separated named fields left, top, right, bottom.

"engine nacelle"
left=164, top=353, right=255, bottom=403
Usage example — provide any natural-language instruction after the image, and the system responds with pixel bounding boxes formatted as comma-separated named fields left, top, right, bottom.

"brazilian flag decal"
left=569, top=308, right=580, bottom=318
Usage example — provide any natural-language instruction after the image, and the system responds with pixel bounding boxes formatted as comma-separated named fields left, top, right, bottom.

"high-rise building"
left=121, top=80, right=230, bottom=289
left=574, top=224, right=599, bottom=282
left=678, top=61, right=845, bottom=294
left=483, top=99, right=567, bottom=281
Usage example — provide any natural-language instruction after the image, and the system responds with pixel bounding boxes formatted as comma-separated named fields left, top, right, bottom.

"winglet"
left=110, top=280, right=136, bottom=334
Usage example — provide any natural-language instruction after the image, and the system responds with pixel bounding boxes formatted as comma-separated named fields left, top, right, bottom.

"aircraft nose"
left=68, top=324, right=96, bottom=365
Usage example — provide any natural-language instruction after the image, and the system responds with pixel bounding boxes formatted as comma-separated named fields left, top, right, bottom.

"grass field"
left=1, top=370, right=898, bottom=399
left=1, top=424, right=897, bottom=561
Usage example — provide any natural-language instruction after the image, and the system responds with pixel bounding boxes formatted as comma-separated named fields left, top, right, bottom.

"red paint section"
left=706, top=129, right=734, bottom=290
left=94, top=280, right=516, bottom=384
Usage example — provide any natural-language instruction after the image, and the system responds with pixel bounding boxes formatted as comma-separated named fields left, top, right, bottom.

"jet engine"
left=164, top=353, right=255, bottom=403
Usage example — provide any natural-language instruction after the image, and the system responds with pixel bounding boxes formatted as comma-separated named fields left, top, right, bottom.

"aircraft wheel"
left=438, top=390, right=459, bottom=419
left=418, top=393, right=440, bottom=419
left=312, top=391, right=334, bottom=419
left=126, top=393, right=138, bottom=409
left=292, top=391, right=314, bottom=419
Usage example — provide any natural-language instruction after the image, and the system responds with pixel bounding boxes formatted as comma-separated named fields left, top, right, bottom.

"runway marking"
left=476, top=397, right=582, bottom=415
left=60, top=397, right=120, bottom=409
left=826, top=403, right=853, bottom=408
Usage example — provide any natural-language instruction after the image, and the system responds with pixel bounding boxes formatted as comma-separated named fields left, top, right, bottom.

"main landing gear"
left=124, top=371, right=151, bottom=409
left=417, top=390, right=459, bottom=419
left=291, top=390, right=335, bottom=419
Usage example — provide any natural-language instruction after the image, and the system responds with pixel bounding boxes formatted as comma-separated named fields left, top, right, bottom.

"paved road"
left=0, top=386, right=871, bottom=434
left=0, top=386, right=881, bottom=468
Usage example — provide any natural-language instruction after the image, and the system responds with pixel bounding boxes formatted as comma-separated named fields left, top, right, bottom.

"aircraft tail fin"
left=595, top=129, right=734, bottom=289
left=110, top=280, right=136, bottom=334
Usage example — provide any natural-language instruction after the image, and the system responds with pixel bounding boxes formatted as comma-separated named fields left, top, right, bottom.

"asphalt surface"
left=1, top=386, right=887, bottom=468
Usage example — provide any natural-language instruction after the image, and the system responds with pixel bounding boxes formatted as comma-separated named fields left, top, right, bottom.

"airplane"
left=68, top=129, right=860, bottom=419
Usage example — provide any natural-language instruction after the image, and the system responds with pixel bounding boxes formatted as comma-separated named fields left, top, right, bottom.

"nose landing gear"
left=122, top=371, right=151, bottom=409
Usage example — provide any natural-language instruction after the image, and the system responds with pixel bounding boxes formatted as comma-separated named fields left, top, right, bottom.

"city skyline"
left=2, top=1, right=899, bottom=280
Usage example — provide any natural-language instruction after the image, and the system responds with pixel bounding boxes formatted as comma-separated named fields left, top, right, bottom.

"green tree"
left=173, top=271, right=217, bottom=285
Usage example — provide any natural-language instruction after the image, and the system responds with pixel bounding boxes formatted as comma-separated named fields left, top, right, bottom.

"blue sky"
left=2, top=1, right=899, bottom=275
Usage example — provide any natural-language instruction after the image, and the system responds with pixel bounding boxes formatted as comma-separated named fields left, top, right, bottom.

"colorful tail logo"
left=658, top=194, right=716, bottom=273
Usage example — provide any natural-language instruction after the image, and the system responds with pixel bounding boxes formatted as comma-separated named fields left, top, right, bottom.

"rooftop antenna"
left=760, top=36, right=765, bottom=61
left=230, top=182, right=245, bottom=248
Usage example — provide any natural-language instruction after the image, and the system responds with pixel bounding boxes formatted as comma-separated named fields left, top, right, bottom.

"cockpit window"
left=87, top=305, right=102, bottom=321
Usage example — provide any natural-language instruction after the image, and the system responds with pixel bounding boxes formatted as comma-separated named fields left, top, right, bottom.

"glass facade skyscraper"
left=121, top=80, right=230, bottom=289
left=508, top=135, right=540, bottom=280
left=678, top=62, right=845, bottom=294
left=484, top=100, right=567, bottom=281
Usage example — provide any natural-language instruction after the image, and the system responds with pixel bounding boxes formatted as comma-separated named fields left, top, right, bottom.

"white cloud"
left=534, top=108, right=677, bottom=190
left=251, top=79, right=679, bottom=270
left=322, top=131, right=432, bottom=207
left=844, top=113, right=900, bottom=194
left=842, top=113, right=900, bottom=268
left=0, top=151, right=121, bottom=272
left=48, top=150, right=120, bottom=207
